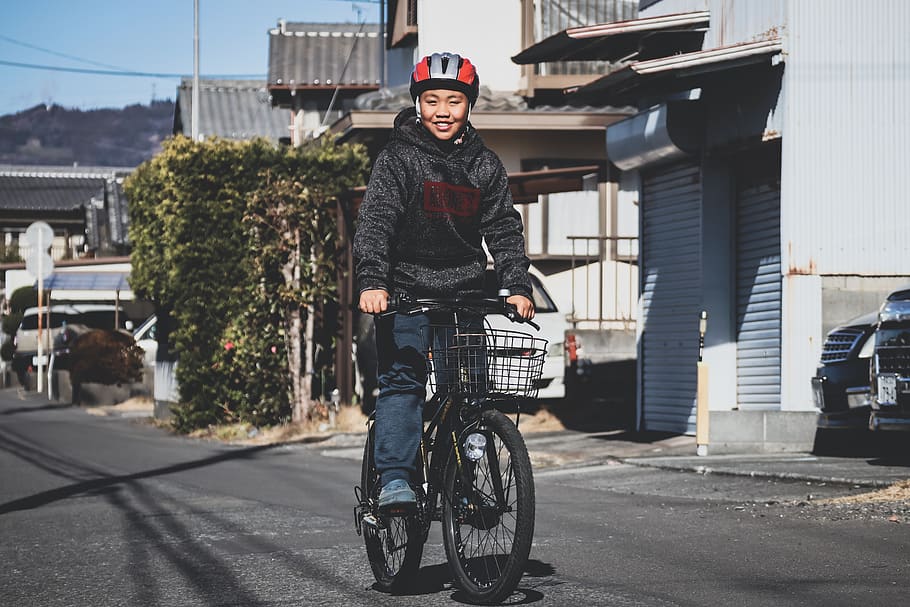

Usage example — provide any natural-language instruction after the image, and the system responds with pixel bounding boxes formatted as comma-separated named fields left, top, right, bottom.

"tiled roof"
left=0, top=166, right=128, bottom=213
left=268, top=22, right=382, bottom=88
left=174, top=79, right=290, bottom=141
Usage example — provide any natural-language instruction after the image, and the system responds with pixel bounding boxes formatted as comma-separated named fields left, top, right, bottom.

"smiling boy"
left=353, top=52, right=534, bottom=512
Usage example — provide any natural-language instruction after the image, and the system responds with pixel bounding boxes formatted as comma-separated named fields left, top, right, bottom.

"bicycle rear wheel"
left=360, top=425, right=423, bottom=591
left=442, top=408, right=535, bottom=604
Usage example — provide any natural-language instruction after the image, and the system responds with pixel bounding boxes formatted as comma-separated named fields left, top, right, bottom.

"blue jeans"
left=373, top=313, right=430, bottom=487
left=373, top=310, right=484, bottom=487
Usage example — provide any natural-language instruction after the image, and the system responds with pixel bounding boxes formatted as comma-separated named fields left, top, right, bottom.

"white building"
left=517, top=0, right=910, bottom=450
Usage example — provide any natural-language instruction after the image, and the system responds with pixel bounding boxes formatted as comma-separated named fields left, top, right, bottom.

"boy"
left=353, top=52, right=534, bottom=512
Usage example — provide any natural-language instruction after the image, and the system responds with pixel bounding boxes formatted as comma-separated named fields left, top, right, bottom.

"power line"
left=0, top=34, right=129, bottom=71
left=0, top=59, right=264, bottom=79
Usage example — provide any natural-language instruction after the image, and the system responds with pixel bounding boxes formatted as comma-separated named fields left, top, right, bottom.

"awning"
left=42, top=272, right=131, bottom=291
left=511, top=11, right=709, bottom=65
left=567, top=38, right=783, bottom=105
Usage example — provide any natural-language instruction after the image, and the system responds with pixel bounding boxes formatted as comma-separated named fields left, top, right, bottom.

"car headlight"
left=879, top=301, right=910, bottom=323
left=857, top=334, right=875, bottom=358
left=547, top=341, right=564, bottom=358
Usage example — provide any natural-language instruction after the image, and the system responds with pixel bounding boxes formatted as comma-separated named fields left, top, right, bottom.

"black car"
left=869, top=284, right=910, bottom=430
left=812, top=311, right=877, bottom=430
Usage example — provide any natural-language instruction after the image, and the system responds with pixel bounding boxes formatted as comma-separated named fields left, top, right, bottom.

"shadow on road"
left=0, top=434, right=277, bottom=515
left=0, top=401, right=75, bottom=416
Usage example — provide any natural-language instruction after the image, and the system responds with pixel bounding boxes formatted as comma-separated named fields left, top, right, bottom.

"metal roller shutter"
left=640, top=162, right=702, bottom=433
left=736, top=180, right=782, bottom=409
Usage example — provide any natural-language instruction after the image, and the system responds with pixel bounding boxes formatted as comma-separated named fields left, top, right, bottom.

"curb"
left=621, top=457, right=894, bottom=489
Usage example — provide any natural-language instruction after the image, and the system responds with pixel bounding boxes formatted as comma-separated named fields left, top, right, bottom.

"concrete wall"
left=820, top=276, right=909, bottom=336
left=709, top=410, right=817, bottom=453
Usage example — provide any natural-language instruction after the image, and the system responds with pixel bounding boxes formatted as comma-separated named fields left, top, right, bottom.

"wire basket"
left=425, top=326, right=548, bottom=399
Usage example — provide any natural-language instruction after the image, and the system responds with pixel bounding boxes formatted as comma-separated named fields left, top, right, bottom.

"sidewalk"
left=522, top=429, right=910, bottom=489
left=5, top=386, right=908, bottom=490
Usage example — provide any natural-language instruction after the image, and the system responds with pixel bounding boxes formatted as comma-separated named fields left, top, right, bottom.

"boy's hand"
left=359, top=289, right=389, bottom=314
left=507, top=295, right=535, bottom=320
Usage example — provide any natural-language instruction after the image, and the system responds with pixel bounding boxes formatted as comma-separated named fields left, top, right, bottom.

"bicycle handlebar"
left=381, top=294, right=540, bottom=331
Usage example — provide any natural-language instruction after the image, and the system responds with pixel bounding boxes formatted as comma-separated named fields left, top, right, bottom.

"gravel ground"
left=731, top=480, right=910, bottom=523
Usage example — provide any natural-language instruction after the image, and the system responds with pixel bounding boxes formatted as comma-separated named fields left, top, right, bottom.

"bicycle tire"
left=360, top=424, right=424, bottom=591
left=441, top=408, right=535, bottom=604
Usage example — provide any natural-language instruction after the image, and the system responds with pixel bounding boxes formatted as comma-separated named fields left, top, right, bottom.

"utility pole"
left=192, top=0, right=200, bottom=141
left=379, top=0, right=386, bottom=88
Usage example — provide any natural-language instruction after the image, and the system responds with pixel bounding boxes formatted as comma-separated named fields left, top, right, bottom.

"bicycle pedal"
left=362, top=513, right=379, bottom=529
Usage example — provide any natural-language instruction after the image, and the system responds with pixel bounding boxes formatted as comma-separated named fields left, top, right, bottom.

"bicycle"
left=353, top=294, right=547, bottom=604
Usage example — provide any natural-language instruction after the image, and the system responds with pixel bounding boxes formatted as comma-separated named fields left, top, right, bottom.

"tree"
left=246, top=139, right=368, bottom=421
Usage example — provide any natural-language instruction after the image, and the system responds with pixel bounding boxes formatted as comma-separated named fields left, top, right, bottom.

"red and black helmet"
left=409, top=52, right=480, bottom=107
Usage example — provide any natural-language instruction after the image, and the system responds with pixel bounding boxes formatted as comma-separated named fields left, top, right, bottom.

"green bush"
left=126, top=135, right=368, bottom=432
left=9, top=286, right=37, bottom=314
left=2, top=313, right=22, bottom=337
left=2, top=285, right=36, bottom=341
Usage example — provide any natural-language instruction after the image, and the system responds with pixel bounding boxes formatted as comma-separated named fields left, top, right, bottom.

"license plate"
left=878, top=375, right=898, bottom=405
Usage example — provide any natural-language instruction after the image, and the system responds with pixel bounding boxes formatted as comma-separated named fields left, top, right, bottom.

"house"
left=173, top=79, right=291, bottom=143
left=0, top=164, right=132, bottom=261
left=267, top=21, right=405, bottom=144
left=514, top=0, right=910, bottom=451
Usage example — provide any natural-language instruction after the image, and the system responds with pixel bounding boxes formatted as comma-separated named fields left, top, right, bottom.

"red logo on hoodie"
left=423, top=181, right=480, bottom=217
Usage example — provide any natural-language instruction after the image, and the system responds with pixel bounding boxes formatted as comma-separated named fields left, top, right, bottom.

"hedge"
left=126, top=135, right=368, bottom=431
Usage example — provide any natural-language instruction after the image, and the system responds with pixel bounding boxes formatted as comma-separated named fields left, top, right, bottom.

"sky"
left=1, top=0, right=382, bottom=116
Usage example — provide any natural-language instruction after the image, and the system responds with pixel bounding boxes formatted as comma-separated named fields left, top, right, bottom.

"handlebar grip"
left=379, top=292, right=417, bottom=317
left=504, top=302, right=540, bottom=331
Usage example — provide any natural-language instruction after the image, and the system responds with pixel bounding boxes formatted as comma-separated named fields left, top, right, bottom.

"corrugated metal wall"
left=736, top=181, right=782, bottom=409
left=782, top=0, right=910, bottom=276
left=640, top=162, right=702, bottom=433
left=708, top=0, right=785, bottom=48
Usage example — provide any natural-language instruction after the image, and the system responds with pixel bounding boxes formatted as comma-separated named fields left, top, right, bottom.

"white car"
left=483, top=269, right=566, bottom=400
left=354, top=267, right=567, bottom=411
left=12, top=303, right=128, bottom=381
left=132, top=315, right=158, bottom=367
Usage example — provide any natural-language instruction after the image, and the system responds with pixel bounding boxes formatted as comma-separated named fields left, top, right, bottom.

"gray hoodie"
left=353, top=107, right=532, bottom=300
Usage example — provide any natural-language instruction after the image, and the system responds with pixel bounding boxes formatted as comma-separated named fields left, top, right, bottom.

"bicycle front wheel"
left=442, top=408, right=535, bottom=604
left=360, top=425, right=423, bottom=591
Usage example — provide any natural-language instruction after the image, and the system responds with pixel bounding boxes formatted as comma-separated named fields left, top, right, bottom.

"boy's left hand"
left=507, top=295, right=535, bottom=320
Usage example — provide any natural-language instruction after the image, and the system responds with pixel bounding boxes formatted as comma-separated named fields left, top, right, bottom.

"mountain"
left=0, top=101, right=175, bottom=167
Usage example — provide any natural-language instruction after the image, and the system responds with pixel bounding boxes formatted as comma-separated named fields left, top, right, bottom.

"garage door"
left=640, top=162, right=702, bottom=433
left=735, top=180, right=782, bottom=409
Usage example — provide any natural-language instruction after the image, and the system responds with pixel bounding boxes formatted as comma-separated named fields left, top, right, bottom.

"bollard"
left=329, top=388, right=341, bottom=428
left=695, top=310, right=709, bottom=456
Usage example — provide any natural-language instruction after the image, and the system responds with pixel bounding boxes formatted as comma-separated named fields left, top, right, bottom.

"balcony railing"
left=567, top=235, right=638, bottom=330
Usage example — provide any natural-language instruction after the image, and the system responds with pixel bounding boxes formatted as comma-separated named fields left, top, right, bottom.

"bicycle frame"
left=355, top=296, right=544, bottom=601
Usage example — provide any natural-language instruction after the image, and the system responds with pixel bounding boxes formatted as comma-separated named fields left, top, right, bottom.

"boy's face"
left=418, top=89, right=469, bottom=141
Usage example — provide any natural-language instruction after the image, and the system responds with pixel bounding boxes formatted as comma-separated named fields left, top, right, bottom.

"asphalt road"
left=1, top=388, right=908, bottom=606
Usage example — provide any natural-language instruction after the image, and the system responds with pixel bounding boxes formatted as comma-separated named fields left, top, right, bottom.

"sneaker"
left=378, top=479, right=417, bottom=515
